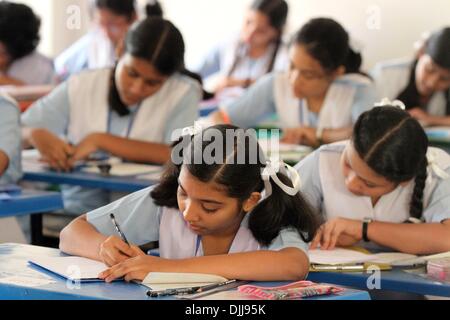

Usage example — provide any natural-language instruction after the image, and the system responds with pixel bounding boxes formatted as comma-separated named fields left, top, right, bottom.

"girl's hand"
left=310, top=218, right=363, bottom=250
left=69, top=133, right=103, bottom=166
left=281, top=127, right=318, bottom=146
left=99, top=255, right=163, bottom=283
left=30, top=128, right=75, bottom=172
left=99, top=236, right=145, bottom=267
left=408, top=108, right=433, bottom=126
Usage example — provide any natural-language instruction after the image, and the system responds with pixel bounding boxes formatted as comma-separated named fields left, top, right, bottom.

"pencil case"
left=427, top=258, right=450, bottom=282
left=237, top=281, right=344, bottom=300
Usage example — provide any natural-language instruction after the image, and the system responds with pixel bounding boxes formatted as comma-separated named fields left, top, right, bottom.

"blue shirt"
left=223, top=73, right=378, bottom=129
left=0, top=96, right=22, bottom=184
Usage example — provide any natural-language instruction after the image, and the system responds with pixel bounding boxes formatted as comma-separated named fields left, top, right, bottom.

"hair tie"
left=374, top=98, right=406, bottom=110
left=261, top=160, right=302, bottom=198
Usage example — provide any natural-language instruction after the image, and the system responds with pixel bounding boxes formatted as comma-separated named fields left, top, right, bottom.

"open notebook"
left=309, top=248, right=418, bottom=267
left=28, top=257, right=109, bottom=282
left=141, top=272, right=229, bottom=291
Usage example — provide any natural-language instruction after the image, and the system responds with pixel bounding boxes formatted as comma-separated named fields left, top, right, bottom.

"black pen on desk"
left=147, top=279, right=237, bottom=298
left=110, top=213, right=130, bottom=246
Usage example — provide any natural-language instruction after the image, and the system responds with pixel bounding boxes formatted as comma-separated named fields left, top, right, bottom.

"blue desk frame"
left=0, top=244, right=370, bottom=300
left=0, top=190, right=63, bottom=218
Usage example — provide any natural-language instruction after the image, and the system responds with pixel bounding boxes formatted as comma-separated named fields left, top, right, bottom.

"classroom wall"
left=13, top=0, right=450, bottom=70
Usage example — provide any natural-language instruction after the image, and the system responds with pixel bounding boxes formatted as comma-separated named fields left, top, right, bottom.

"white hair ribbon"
left=261, top=160, right=302, bottom=198
left=374, top=98, right=406, bottom=110
left=427, top=151, right=450, bottom=180
left=181, top=121, right=204, bottom=137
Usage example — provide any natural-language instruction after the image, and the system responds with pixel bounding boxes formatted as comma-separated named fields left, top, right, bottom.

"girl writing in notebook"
left=210, top=18, right=377, bottom=147
left=60, top=124, right=319, bottom=282
left=22, top=17, right=201, bottom=215
left=296, top=101, right=450, bottom=254
left=372, top=27, right=450, bottom=127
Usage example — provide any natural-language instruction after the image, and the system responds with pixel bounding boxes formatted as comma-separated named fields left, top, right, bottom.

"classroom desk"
left=0, top=190, right=63, bottom=218
left=22, top=169, right=156, bottom=193
left=307, top=268, right=450, bottom=297
left=0, top=244, right=370, bottom=300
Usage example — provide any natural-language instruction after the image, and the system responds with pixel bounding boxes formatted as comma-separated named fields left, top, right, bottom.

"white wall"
left=13, top=0, right=450, bottom=70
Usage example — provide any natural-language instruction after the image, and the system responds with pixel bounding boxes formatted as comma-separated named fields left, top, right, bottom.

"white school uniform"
left=55, top=29, right=116, bottom=81
left=2, top=51, right=55, bottom=85
left=22, top=68, right=201, bottom=214
left=87, top=186, right=309, bottom=257
left=372, top=58, right=448, bottom=116
left=296, top=141, right=450, bottom=242
left=222, top=72, right=378, bottom=130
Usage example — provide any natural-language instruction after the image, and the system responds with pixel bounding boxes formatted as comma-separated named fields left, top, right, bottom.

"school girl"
left=22, top=17, right=202, bottom=215
left=193, top=0, right=289, bottom=98
left=296, top=102, right=450, bottom=254
left=0, top=2, right=54, bottom=85
left=59, top=124, right=319, bottom=282
left=372, top=27, right=450, bottom=127
left=211, top=18, right=377, bottom=147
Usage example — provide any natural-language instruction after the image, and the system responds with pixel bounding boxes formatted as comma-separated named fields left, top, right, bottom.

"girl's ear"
left=242, top=192, right=262, bottom=213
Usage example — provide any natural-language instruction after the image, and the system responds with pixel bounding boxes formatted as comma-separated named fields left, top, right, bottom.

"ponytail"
left=145, top=0, right=163, bottom=18
left=409, top=159, right=428, bottom=219
left=344, top=48, right=363, bottom=74
left=248, top=173, right=320, bottom=246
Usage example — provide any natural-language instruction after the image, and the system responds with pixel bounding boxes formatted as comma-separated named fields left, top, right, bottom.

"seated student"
left=0, top=2, right=54, bottom=85
left=59, top=124, right=319, bottom=282
left=296, top=101, right=450, bottom=255
left=22, top=17, right=202, bottom=215
left=193, top=0, right=289, bottom=100
left=55, top=0, right=163, bottom=81
left=210, top=18, right=377, bottom=147
left=0, top=94, right=21, bottom=183
left=372, top=27, right=450, bottom=127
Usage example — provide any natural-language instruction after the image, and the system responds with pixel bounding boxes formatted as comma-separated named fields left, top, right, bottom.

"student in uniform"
left=59, top=124, right=319, bottom=282
left=296, top=101, right=450, bottom=255
left=22, top=17, right=202, bottom=215
left=210, top=18, right=377, bottom=147
left=0, top=94, right=21, bottom=183
left=193, top=0, right=289, bottom=99
left=372, top=27, right=450, bottom=127
left=0, top=1, right=54, bottom=85
left=55, top=0, right=163, bottom=81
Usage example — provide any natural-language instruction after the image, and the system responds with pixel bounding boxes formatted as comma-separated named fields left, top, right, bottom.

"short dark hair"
left=95, top=0, right=136, bottom=20
left=151, top=125, right=320, bottom=246
left=0, top=1, right=41, bottom=60
left=353, top=107, right=429, bottom=219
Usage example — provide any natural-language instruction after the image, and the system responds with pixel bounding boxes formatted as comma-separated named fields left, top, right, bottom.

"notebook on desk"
left=28, top=256, right=109, bottom=282
left=141, top=272, right=229, bottom=291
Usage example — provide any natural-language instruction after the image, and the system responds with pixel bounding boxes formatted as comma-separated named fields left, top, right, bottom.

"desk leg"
left=31, top=214, right=44, bottom=245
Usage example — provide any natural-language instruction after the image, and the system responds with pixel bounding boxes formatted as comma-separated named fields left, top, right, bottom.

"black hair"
left=397, top=27, right=450, bottom=113
left=227, top=0, right=289, bottom=79
left=294, top=18, right=364, bottom=75
left=109, top=17, right=203, bottom=116
left=0, top=1, right=41, bottom=60
left=151, top=125, right=320, bottom=246
left=353, top=107, right=429, bottom=219
left=145, top=0, right=164, bottom=17
left=95, top=0, right=136, bottom=20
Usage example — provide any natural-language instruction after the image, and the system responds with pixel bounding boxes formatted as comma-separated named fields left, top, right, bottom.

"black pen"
left=110, top=213, right=130, bottom=246
left=147, top=279, right=237, bottom=298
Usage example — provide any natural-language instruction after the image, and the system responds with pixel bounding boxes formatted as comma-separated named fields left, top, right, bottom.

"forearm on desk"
left=59, top=214, right=106, bottom=261
left=158, top=248, right=309, bottom=281
left=322, top=127, right=353, bottom=144
left=95, top=134, right=171, bottom=165
left=0, top=151, right=9, bottom=175
left=367, top=220, right=450, bottom=255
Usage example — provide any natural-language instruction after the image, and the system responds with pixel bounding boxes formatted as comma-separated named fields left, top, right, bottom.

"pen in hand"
left=110, top=213, right=130, bottom=246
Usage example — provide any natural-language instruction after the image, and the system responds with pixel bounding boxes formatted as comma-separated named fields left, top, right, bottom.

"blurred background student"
left=192, top=0, right=289, bottom=103
left=0, top=1, right=54, bottom=86
left=372, top=27, right=450, bottom=127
